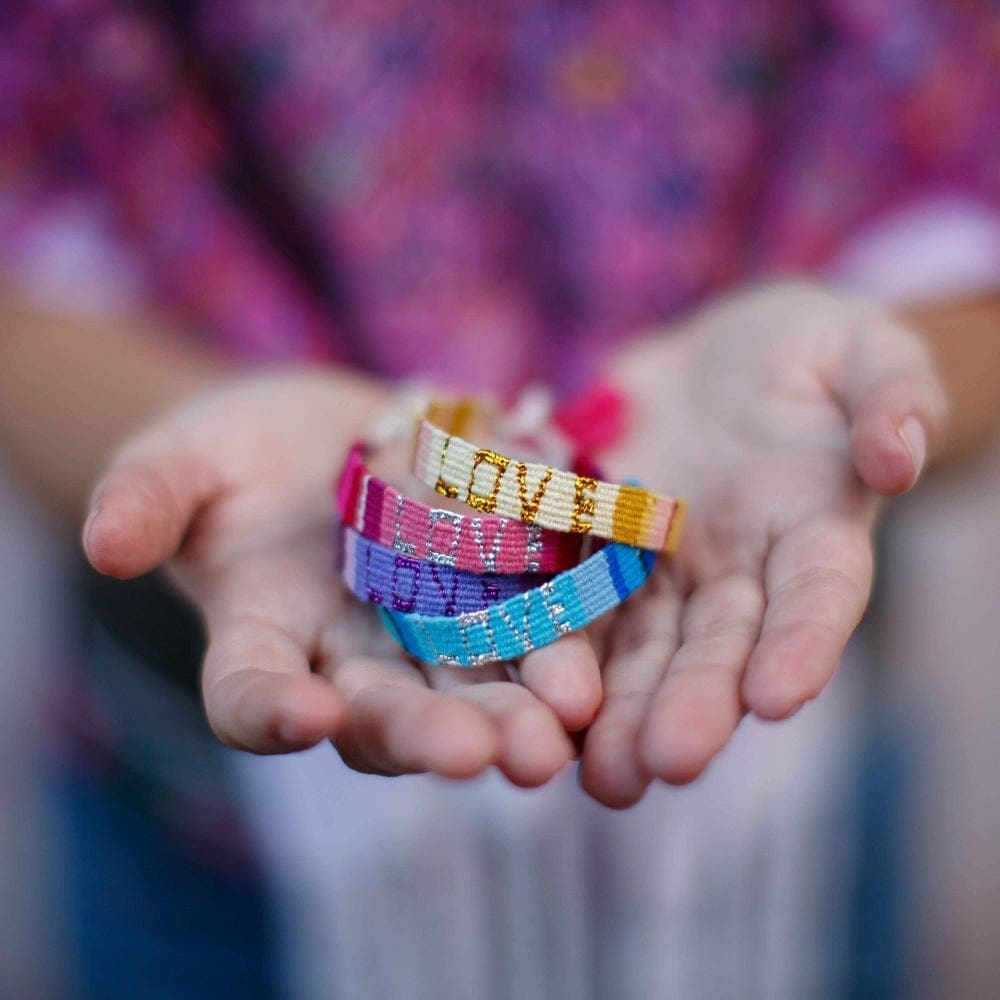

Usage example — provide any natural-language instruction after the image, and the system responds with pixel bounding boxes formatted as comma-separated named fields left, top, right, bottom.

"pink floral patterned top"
left=1, top=0, right=996, bottom=395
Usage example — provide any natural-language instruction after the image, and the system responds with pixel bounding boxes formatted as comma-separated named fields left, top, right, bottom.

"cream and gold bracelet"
left=411, top=400, right=685, bottom=552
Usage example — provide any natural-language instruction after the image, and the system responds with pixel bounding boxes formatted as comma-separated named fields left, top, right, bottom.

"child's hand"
left=83, top=372, right=599, bottom=786
left=579, top=281, right=949, bottom=807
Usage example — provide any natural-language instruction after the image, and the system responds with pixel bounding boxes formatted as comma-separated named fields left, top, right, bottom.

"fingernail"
left=897, top=416, right=926, bottom=479
left=83, top=505, right=102, bottom=549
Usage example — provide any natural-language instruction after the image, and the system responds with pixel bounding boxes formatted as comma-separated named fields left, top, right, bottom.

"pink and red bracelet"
left=336, top=443, right=586, bottom=576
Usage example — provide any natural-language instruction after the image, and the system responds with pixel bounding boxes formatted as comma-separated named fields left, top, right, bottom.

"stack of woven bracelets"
left=334, top=398, right=686, bottom=667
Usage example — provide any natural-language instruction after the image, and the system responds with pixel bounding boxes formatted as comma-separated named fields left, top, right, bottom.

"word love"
left=439, top=447, right=598, bottom=533
left=386, top=576, right=575, bottom=667
left=418, top=424, right=601, bottom=533
left=337, top=444, right=584, bottom=575
left=413, top=414, right=684, bottom=552
left=342, top=528, right=543, bottom=617
left=383, top=543, right=658, bottom=667
left=374, top=555, right=498, bottom=614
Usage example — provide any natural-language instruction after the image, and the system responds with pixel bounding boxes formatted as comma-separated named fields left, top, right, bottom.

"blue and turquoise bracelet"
left=380, top=542, right=656, bottom=666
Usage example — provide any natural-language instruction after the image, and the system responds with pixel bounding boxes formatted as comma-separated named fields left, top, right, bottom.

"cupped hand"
left=83, top=371, right=601, bottom=787
left=580, top=281, right=949, bottom=807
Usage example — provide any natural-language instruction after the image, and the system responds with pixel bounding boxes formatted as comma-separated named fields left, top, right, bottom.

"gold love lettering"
left=515, top=462, right=555, bottom=525
left=466, top=449, right=510, bottom=513
left=570, top=475, right=597, bottom=534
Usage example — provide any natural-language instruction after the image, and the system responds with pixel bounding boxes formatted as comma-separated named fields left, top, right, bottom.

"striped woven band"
left=340, top=526, right=547, bottom=617
left=412, top=401, right=686, bottom=552
left=381, top=542, right=656, bottom=667
left=336, top=443, right=585, bottom=575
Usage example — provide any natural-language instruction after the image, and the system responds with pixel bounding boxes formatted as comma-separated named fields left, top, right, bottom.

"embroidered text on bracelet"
left=381, top=543, right=656, bottom=667
left=336, top=443, right=585, bottom=575
left=340, top=527, right=547, bottom=617
left=412, top=402, right=686, bottom=552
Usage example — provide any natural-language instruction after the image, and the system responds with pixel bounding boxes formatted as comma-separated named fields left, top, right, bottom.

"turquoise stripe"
left=620, top=548, right=649, bottom=593
left=555, top=573, right=587, bottom=630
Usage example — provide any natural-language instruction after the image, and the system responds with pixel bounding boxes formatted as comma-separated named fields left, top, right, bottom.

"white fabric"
left=232, top=654, right=861, bottom=1000
left=878, top=434, right=1000, bottom=997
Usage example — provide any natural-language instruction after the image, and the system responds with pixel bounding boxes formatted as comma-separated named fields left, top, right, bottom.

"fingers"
left=326, top=654, right=500, bottom=780
left=839, top=316, right=949, bottom=495
left=321, top=601, right=505, bottom=779
left=84, top=434, right=218, bottom=579
left=328, top=650, right=575, bottom=786
left=517, top=632, right=603, bottom=733
left=202, top=613, right=347, bottom=753
left=638, top=574, right=763, bottom=785
left=200, top=545, right=355, bottom=754
left=431, top=666, right=575, bottom=787
left=578, top=569, right=683, bottom=808
left=741, top=515, right=872, bottom=720
left=322, top=602, right=580, bottom=784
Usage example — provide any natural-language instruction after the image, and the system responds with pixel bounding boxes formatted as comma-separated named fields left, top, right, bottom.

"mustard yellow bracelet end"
left=662, top=499, right=687, bottom=553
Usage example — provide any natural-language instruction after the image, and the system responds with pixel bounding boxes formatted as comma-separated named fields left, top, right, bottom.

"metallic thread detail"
left=466, top=449, right=510, bottom=513
left=413, top=408, right=686, bottom=552
left=570, top=475, right=598, bottom=534
left=540, top=581, right=572, bottom=635
left=525, top=524, right=543, bottom=573
left=458, top=608, right=495, bottom=665
left=434, top=434, right=459, bottom=499
left=391, top=493, right=416, bottom=554
left=514, top=462, right=554, bottom=525
left=382, top=541, right=656, bottom=667
left=425, top=508, right=463, bottom=566
left=469, top=517, right=503, bottom=573
left=495, top=600, right=534, bottom=654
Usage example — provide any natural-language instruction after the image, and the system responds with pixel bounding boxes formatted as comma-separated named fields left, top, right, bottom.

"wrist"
left=901, top=292, right=1000, bottom=466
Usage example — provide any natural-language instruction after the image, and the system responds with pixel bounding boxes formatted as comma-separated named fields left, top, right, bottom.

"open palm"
left=580, top=282, right=948, bottom=807
left=83, top=282, right=947, bottom=806
left=83, top=372, right=601, bottom=787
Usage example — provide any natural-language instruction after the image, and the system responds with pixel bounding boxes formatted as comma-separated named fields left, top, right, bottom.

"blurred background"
left=1, top=1, right=998, bottom=997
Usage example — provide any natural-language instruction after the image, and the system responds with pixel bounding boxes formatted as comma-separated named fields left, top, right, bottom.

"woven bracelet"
left=340, top=526, right=547, bottom=617
left=381, top=542, right=656, bottom=667
left=412, top=401, right=686, bottom=552
left=336, top=443, right=585, bottom=575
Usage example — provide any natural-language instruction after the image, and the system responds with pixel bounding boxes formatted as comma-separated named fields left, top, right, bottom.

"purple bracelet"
left=340, top=526, right=548, bottom=617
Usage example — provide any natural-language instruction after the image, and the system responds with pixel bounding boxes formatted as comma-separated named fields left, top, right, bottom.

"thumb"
left=839, top=315, right=950, bottom=496
left=83, top=431, right=219, bottom=579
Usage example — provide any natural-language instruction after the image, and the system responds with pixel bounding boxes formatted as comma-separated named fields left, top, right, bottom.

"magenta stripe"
left=363, top=477, right=386, bottom=540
